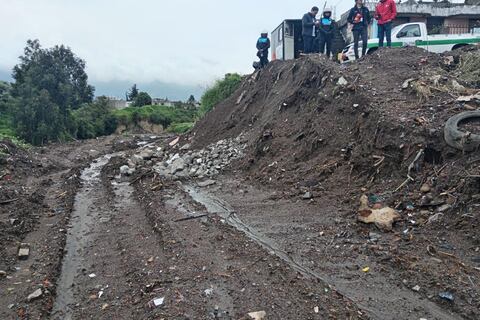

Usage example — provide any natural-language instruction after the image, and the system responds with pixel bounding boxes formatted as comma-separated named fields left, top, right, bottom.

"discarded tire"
left=444, top=111, right=480, bottom=152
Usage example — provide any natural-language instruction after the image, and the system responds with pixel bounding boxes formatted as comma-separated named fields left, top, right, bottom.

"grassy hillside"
left=113, top=105, right=196, bottom=133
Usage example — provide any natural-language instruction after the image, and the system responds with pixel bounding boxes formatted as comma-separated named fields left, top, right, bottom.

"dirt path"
left=178, top=176, right=465, bottom=320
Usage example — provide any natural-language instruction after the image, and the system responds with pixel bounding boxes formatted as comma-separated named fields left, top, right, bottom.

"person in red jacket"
left=375, top=0, right=397, bottom=47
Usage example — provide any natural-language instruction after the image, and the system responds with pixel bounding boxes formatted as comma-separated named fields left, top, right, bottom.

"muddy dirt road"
left=1, top=133, right=478, bottom=319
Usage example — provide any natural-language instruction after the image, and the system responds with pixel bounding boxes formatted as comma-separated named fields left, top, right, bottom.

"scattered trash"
left=412, top=285, right=421, bottom=292
left=362, top=267, right=370, bottom=273
left=337, top=76, right=348, bottom=86
left=27, top=288, right=43, bottom=302
left=101, top=303, right=109, bottom=310
left=439, top=291, right=454, bottom=302
left=18, top=244, right=30, bottom=260
left=248, top=310, right=267, bottom=320
left=302, top=192, right=313, bottom=200
left=88, top=273, right=96, bottom=278
left=204, top=288, right=214, bottom=296
left=314, top=306, right=319, bottom=313
left=456, top=93, right=480, bottom=102
left=368, top=232, right=381, bottom=242
left=402, top=78, right=415, bottom=89
left=169, top=137, right=180, bottom=147
left=148, top=297, right=165, bottom=308
left=357, top=195, right=401, bottom=231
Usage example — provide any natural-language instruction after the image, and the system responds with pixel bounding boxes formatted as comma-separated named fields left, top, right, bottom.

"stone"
left=420, top=183, right=431, bottom=193
left=180, top=144, right=191, bottom=151
left=412, top=285, right=421, bottom=292
left=302, top=192, right=313, bottom=200
left=27, top=288, right=43, bottom=302
left=427, top=213, right=443, bottom=224
left=337, top=76, right=348, bottom=86
left=120, top=165, right=133, bottom=176
left=369, top=232, right=381, bottom=242
left=139, top=149, right=154, bottom=160
left=198, top=180, right=216, bottom=187
left=170, top=158, right=186, bottom=174
left=248, top=311, right=266, bottom=320
left=437, top=204, right=451, bottom=213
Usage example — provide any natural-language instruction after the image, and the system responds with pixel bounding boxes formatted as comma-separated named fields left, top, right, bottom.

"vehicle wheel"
left=444, top=111, right=480, bottom=152
left=452, top=44, right=468, bottom=50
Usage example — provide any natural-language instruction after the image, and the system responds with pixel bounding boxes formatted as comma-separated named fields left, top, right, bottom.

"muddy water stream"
left=52, top=154, right=120, bottom=320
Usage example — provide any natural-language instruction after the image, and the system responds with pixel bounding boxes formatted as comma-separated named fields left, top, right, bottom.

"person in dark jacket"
left=318, top=8, right=335, bottom=58
left=347, top=0, right=371, bottom=60
left=302, top=6, right=320, bottom=54
left=256, top=31, right=270, bottom=68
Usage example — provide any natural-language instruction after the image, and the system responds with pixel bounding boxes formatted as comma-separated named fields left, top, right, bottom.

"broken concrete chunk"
left=357, top=195, right=401, bottom=232
left=27, top=288, right=43, bottom=302
left=170, top=158, right=186, bottom=174
left=302, top=192, right=313, bottom=200
left=337, top=76, right=348, bottom=86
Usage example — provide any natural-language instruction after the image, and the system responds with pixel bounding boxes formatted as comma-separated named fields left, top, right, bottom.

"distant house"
left=337, top=0, right=480, bottom=44
left=104, top=97, right=129, bottom=110
left=152, top=98, right=175, bottom=107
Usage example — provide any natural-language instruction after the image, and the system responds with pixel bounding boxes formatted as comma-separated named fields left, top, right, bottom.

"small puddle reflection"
left=52, top=153, right=121, bottom=320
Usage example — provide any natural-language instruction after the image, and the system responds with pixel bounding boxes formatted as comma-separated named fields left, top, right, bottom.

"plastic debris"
left=88, top=273, right=96, bottom=278
left=439, top=291, right=454, bottom=302
left=148, top=297, right=165, bottom=308
left=362, top=267, right=370, bottom=273
left=412, top=285, right=421, bottom=292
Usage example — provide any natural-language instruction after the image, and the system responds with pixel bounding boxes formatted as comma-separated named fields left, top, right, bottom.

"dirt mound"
left=189, top=47, right=480, bottom=318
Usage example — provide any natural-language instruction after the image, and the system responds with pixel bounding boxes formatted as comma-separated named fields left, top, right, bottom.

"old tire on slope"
left=444, top=111, right=480, bottom=152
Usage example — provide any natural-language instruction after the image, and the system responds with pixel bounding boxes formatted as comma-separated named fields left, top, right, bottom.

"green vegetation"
left=198, top=73, right=242, bottom=116
left=167, top=122, right=194, bottom=134
left=113, top=104, right=196, bottom=132
left=133, top=91, right=152, bottom=107
left=12, top=40, right=94, bottom=145
left=1, top=41, right=245, bottom=146
left=0, top=81, right=15, bottom=140
left=72, top=97, right=118, bottom=139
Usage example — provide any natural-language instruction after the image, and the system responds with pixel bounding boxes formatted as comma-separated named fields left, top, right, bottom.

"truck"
left=271, top=19, right=345, bottom=61
left=340, top=22, right=480, bottom=62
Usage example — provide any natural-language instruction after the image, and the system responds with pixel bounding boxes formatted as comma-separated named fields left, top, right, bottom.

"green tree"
left=127, top=84, right=139, bottom=101
left=72, top=96, right=117, bottom=139
left=187, top=94, right=196, bottom=105
left=11, top=39, right=94, bottom=144
left=133, top=91, right=152, bottom=107
left=199, top=73, right=242, bottom=116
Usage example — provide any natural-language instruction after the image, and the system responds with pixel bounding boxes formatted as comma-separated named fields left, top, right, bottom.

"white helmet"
left=261, top=30, right=269, bottom=34
left=324, top=7, right=332, bottom=13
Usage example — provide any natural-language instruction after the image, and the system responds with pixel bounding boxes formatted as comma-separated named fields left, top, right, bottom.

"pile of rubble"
left=120, top=136, right=246, bottom=180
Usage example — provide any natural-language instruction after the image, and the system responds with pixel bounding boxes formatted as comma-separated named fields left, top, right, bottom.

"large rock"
left=170, top=158, right=186, bottom=174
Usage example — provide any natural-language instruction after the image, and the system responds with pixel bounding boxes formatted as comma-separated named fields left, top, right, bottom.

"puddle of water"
left=52, top=153, right=120, bottom=320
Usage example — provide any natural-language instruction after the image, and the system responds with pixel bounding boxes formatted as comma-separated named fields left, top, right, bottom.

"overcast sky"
left=0, top=0, right=463, bottom=99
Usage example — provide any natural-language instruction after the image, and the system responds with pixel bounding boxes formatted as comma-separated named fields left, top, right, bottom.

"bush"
left=112, top=104, right=196, bottom=131
left=199, top=73, right=242, bottom=116
left=72, top=97, right=118, bottom=139
left=167, top=122, right=194, bottom=134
